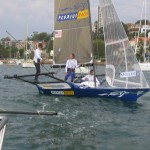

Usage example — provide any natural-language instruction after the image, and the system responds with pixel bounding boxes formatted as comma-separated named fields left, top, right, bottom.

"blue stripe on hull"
left=36, top=84, right=149, bottom=102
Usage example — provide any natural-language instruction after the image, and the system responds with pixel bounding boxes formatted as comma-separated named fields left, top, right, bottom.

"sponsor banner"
left=64, top=91, right=74, bottom=96
left=55, top=30, right=62, bottom=38
left=57, top=9, right=89, bottom=21
left=51, top=91, right=74, bottom=96
left=120, top=71, right=136, bottom=78
left=77, top=9, right=89, bottom=19
left=51, top=91, right=64, bottom=95
left=57, top=12, right=78, bottom=21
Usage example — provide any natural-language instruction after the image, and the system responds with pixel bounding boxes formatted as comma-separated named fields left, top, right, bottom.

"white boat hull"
left=16, top=60, right=22, bottom=65
left=0, top=61, right=3, bottom=65
left=75, top=67, right=89, bottom=74
left=22, top=62, right=35, bottom=68
left=7, top=60, right=16, bottom=65
left=139, top=63, right=150, bottom=71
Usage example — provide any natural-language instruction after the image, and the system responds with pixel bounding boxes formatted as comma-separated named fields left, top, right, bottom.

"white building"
left=98, top=6, right=103, bottom=29
left=141, top=25, right=150, bottom=34
left=148, top=32, right=150, bottom=39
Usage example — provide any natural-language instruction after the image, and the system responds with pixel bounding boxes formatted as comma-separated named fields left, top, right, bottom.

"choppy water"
left=1, top=64, right=150, bottom=150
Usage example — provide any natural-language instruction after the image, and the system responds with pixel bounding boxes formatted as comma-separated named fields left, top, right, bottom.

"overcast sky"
left=0, top=0, right=150, bottom=40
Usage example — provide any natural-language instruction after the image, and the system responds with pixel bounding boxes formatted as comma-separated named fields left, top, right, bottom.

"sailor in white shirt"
left=33, top=48, right=42, bottom=63
left=80, top=69, right=100, bottom=87
left=65, top=53, right=78, bottom=82
left=33, top=43, right=43, bottom=81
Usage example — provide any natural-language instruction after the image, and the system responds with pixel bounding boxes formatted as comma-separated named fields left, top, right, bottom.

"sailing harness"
left=67, top=68, right=75, bottom=72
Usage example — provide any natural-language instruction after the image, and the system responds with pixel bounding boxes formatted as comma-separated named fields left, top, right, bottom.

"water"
left=1, top=64, right=150, bottom=150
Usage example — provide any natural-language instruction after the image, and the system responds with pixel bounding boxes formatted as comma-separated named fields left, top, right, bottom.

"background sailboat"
left=136, top=0, right=150, bottom=71
left=7, top=46, right=16, bottom=65
left=21, top=25, right=35, bottom=68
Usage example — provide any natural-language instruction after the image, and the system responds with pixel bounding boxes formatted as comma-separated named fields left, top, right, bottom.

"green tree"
left=29, top=32, right=51, bottom=42
left=122, top=22, right=129, bottom=36
left=135, top=20, right=150, bottom=25
left=93, top=39, right=105, bottom=59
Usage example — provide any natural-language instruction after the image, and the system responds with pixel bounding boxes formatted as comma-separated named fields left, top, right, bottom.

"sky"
left=0, top=0, right=150, bottom=40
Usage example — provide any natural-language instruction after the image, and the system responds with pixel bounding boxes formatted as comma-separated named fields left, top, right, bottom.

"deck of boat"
left=37, top=83, right=72, bottom=89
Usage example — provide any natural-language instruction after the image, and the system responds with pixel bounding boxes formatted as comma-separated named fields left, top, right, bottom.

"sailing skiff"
left=5, top=0, right=150, bottom=101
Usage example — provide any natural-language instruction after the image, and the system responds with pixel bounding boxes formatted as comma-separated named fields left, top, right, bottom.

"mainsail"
left=54, top=0, right=92, bottom=64
left=99, top=0, right=149, bottom=88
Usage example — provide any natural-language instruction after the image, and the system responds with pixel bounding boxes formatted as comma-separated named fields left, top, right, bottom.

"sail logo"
left=99, top=91, right=129, bottom=98
left=51, top=91, right=74, bottom=95
left=77, top=9, right=89, bottom=19
left=51, top=91, right=64, bottom=95
left=57, top=12, right=78, bottom=21
left=57, top=10, right=89, bottom=21
left=120, top=71, right=136, bottom=78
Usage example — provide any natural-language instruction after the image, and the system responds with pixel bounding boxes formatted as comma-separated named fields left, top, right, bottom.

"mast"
left=88, top=0, right=97, bottom=87
left=144, top=0, right=147, bottom=63
left=9, top=43, right=11, bottom=59
left=135, top=1, right=144, bottom=55
left=53, top=1, right=55, bottom=64
left=25, top=24, right=28, bottom=61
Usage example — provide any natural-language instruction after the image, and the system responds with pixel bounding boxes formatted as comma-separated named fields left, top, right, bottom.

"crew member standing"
left=65, top=53, right=78, bottom=82
left=33, top=43, right=43, bottom=81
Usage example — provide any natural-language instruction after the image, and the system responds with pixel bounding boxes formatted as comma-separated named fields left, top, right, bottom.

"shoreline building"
left=141, top=25, right=150, bottom=34
left=98, top=6, right=103, bottom=29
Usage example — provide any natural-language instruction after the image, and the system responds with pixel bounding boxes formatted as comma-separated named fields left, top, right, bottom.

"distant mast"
left=144, top=0, right=147, bottom=63
left=135, top=1, right=145, bottom=55
left=25, top=24, right=29, bottom=61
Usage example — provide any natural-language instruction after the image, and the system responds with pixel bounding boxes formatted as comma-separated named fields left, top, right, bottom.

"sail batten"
left=105, top=38, right=128, bottom=46
left=99, top=0, right=149, bottom=88
left=56, top=25, right=91, bottom=31
left=54, top=0, right=92, bottom=64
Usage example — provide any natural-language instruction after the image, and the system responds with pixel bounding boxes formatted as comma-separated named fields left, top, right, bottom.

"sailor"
left=80, top=69, right=100, bottom=87
left=65, top=53, right=78, bottom=82
left=33, top=43, right=43, bottom=81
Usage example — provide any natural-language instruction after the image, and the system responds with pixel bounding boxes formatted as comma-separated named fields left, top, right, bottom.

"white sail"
left=0, top=117, right=7, bottom=150
left=99, top=0, right=149, bottom=88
